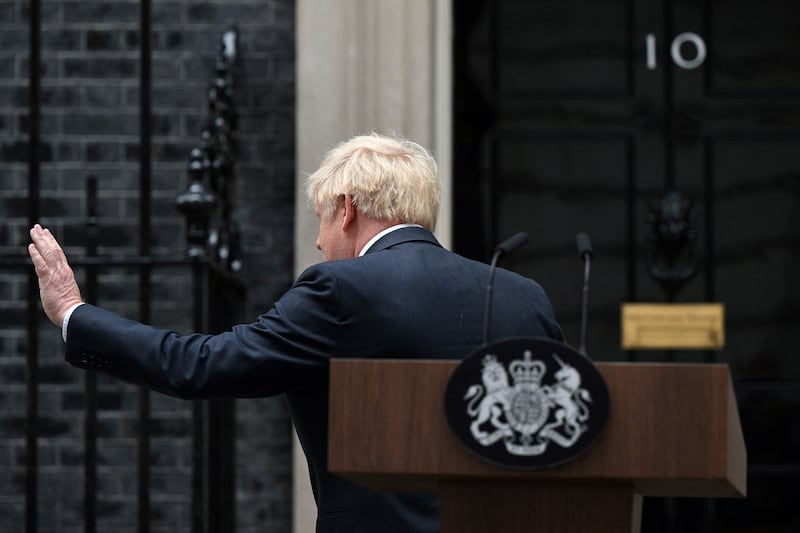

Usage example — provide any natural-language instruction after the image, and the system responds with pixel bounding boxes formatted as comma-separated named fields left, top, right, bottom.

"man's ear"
left=341, top=193, right=356, bottom=230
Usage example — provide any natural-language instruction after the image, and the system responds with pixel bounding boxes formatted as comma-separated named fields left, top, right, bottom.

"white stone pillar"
left=294, top=1, right=452, bottom=530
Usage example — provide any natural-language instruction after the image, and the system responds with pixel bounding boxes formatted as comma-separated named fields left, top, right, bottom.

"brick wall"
left=0, top=1, right=295, bottom=532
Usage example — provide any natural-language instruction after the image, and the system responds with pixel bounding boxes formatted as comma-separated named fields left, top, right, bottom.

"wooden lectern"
left=328, top=360, right=746, bottom=533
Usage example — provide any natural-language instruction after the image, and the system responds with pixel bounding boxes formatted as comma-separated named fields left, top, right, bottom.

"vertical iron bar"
left=137, top=380, right=150, bottom=533
left=138, top=1, right=152, bottom=532
left=209, top=271, right=236, bottom=532
left=191, top=262, right=209, bottom=533
left=139, top=1, right=151, bottom=249
left=84, top=178, right=99, bottom=533
left=25, top=0, right=41, bottom=530
left=24, top=219, right=40, bottom=533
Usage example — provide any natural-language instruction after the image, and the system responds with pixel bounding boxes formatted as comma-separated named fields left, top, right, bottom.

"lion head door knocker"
left=644, top=190, right=701, bottom=300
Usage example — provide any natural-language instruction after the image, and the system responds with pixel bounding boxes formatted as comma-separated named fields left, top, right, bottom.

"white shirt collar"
left=358, top=224, right=422, bottom=257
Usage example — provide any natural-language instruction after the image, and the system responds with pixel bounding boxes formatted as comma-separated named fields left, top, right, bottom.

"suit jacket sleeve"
left=65, top=264, right=343, bottom=399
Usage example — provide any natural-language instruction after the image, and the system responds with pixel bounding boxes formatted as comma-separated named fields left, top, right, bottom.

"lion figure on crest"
left=463, top=354, right=513, bottom=445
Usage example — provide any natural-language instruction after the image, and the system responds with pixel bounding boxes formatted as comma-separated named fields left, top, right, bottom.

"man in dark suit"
left=29, top=133, right=564, bottom=532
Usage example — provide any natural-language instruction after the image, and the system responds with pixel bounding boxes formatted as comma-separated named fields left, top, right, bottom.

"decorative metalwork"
left=176, top=149, right=216, bottom=257
left=643, top=190, right=700, bottom=300
left=176, top=28, right=241, bottom=272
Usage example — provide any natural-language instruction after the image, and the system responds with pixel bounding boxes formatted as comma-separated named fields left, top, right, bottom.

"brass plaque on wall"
left=621, top=303, right=725, bottom=350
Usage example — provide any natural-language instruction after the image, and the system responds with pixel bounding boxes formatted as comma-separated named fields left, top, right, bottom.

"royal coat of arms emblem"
left=445, top=337, right=609, bottom=469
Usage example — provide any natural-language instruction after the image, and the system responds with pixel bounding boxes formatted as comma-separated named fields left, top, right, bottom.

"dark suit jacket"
left=65, top=227, right=564, bottom=532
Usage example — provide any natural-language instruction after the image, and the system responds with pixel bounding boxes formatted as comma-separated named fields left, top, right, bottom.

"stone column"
left=294, top=0, right=452, bottom=530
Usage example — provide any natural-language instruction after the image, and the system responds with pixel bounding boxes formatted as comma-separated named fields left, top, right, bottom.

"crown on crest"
left=509, top=350, right=545, bottom=385
left=482, top=353, right=502, bottom=370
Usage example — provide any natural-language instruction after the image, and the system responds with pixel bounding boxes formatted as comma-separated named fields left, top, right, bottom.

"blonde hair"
left=306, top=133, right=440, bottom=231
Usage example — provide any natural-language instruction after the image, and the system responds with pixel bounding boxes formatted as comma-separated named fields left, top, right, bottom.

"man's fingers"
left=29, top=225, right=66, bottom=268
left=28, top=243, right=46, bottom=272
left=29, top=225, right=50, bottom=259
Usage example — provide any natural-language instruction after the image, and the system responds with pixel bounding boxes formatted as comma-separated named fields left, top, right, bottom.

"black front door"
left=454, top=0, right=800, bottom=530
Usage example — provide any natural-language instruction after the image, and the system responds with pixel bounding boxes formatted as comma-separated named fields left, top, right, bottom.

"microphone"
left=494, top=231, right=529, bottom=257
left=576, top=232, right=593, bottom=357
left=482, top=232, right=529, bottom=346
left=576, top=232, right=593, bottom=260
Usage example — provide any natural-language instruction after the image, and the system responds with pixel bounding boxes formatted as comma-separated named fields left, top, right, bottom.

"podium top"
left=328, top=360, right=746, bottom=498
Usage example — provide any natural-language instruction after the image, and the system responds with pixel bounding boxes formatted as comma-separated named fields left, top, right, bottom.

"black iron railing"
left=0, top=4, right=244, bottom=530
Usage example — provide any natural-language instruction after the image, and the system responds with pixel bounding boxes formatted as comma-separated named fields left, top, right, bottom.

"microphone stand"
left=482, top=232, right=529, bottom=346
left=576, top=232, right=593, bottom=357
